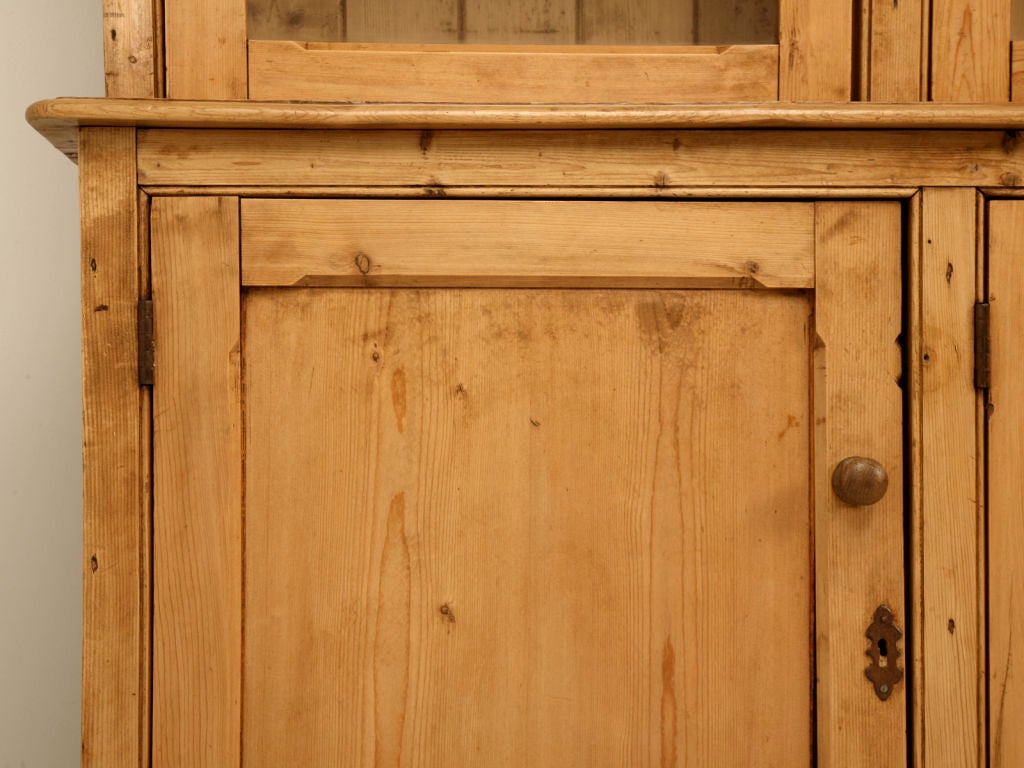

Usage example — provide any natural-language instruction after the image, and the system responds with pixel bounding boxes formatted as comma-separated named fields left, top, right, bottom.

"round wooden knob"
left=832, top=457, right=888, bottom=507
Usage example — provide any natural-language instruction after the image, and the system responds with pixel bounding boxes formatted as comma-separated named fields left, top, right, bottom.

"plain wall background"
left=1, top=2, right=103, bottom=766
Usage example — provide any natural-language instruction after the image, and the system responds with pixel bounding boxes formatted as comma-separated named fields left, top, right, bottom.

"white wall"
left=0, top=2, right=103, bottom=765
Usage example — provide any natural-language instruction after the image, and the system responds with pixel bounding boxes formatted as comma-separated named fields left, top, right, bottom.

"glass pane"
left=247, top=0, right=778, bottom=45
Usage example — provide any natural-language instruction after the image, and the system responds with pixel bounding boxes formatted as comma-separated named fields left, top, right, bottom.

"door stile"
left=150, top=196, right=243, bottom=768
left=813, top=201, right=906, bottom=767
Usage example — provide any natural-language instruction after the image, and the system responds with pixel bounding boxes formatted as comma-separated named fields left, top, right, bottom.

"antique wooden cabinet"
left=27, top=0, right=1024, bottom=766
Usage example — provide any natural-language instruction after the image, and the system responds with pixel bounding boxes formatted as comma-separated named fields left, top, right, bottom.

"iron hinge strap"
left=138, top=299, right=154, bottom=387
left=975, top=301, right=991, bottom=391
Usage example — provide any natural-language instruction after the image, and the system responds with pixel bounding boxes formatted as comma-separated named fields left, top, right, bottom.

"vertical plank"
left=345, top=0, right=461, bottom=44
left=931, top=0, right=1010, bottom=102
left=151, top=197, right=242, bottom=768
left=696, top=0, right=777, bottom=44
left=80, top=127, right=145, bottom=768
left=466, top=0, right=576, bottom=43
left=814, top=202, right=906, bottom=767
left=913, top=188, right=982, bottom=766
left=103, top=0, right=160, bottom=96
left=579, top=0, right=693, bottom=45
left=1011, top=41, right=1024, bottom=101
left=166, top=0, right=247, bottom=98
left=780, top=0, right=852, bottom=100
left=868, top=0, right=924, bottom=101
left=246, top=0, right=343, bottom=41
left=987, top=199, right=1024, bottom=768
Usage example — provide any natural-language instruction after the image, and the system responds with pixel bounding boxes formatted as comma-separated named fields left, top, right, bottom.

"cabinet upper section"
left=103, top=0, right=1019, bottom=104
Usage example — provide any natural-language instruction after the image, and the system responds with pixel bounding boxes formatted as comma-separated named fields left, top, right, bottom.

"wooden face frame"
left=75, top=120, right=1002, bottom=767
left=102, top=0, right=1022, bottom=103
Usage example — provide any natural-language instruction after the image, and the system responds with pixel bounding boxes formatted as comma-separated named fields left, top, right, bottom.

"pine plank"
left=814, top=202, right=905, bottom=767
left=138, top=127, right=1024, bottom=189
left=345, top=0, right=462, bottom=44
left=914, top=188, right=983, bottom=766
left=246, top=0, right=343, bottom=41
left=867, top=0, right=923, bottom=101
left=243, top=287, right=812, bottom=767
left=1012, top=41, right=1024, bottom=101
left=987, top=199, right=1024, bottom=768
left=240, top=199, right=815, bottom=288
left=779, top=0, right=852, bottom=100
left=166, top=0, right=247, bottom=98
left=696, top=0, right=777, bottom=44
left=931, top=0, right=1011, bottom=102
left=79, top=127, right=145, bottom=768
left=247, top=40, right=779, bottom=102
left=151, top=197, right=242, bottom=768
left=579, top=0, right=693, bottom=45
left=103, top=0, right=160, bottom=97
left=465, top=0, right=576, bottom=44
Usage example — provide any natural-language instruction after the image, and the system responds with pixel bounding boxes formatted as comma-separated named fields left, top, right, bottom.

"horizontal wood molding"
left=240, top=199, right=814, bottom=288
left=136, top=128, right=1024, bottom=189
left=32, top=100, right=1024, bottom=160
left=247, top=40, right=779, bottom=103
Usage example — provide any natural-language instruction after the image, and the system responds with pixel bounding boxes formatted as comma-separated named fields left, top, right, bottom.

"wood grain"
left=779, top=0, right=852, bottom=100
left=243, top=287, right=812, bottom=766
left=465, top=0, right=576, bottom=44
left=166, top=0, right=247, bottom=98
left=35, top=99, right=1024, bottom=161
left=696, top=0, right=776, bottom=44
left=813, top=202, right=905, bottom=767
left=867, top=0, right=923, bottom=101
left=246, top=0, right=343, bottom=41
left=151, top=197, right=242, bottom=768
left=931, top=0, right=1011, bottom=102
left=79, top=127, right=145, bottom=768
left=579, top=0, right=693, bottom=44
left=914, top=188, right=983, bottom=767
left=987, top=199, right=1024, bottom=768
left=103, top=0, right=160, bottom=97
left=137, top=127, right=1024, bottom=189
left=240, top=199, right=815, bottom=288
left=345, top=0, right=462, bottom=44
left=247, top=41, right=779, bottom=102
left=1012, top=41, right=1024, bottom=101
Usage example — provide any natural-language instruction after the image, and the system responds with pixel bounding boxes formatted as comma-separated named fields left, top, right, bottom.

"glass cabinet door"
left=246, top=0, right=778, bottom=45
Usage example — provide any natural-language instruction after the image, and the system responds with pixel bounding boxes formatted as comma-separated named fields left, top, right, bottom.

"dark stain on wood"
left=391, top=367, right=407, bottom=433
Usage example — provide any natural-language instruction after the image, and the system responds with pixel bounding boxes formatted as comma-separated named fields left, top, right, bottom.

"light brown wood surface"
left=914, top=188, right=983, bottom=767
left=247, top=41, right=779, bottom=102
left=813, top=202, right=906, bottom=766
left=931, top=0, right=1011, bottom=102
left=79, top=127, right=146, bottom=768
left=779, top=0, right=851, bottom=100
left=151, top=197, right=242, bottom=768
left=696, top=0, right=776, bottom=44
left=865, top=0, right=923, bottom=101
left=136, top=127, right=1024, bottom=189
left=246, top=0, right=343, bottom=41
left=578, top=0, right=692, bottom=44
left=987, top=199, right=1024, bottom=768
left=243, top=286, right=813, bottom=766
left=165, top=0, right=247, bottom=98
left=103, top=0, right=160, bottom=97
left=35, top=99, right=1024, bottom=160
left=240, top=199, right=814, bottom=288
left=1012, top=41, right=1024, bottom=101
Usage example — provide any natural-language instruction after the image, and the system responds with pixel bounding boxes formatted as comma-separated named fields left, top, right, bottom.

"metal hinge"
left=138, top=299, right=154, bottom=387
left=975, top=301, right=991, bottom=390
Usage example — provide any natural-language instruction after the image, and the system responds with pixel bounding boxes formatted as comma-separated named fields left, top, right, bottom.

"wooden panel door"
left=149, top=198, right=906, bottom=767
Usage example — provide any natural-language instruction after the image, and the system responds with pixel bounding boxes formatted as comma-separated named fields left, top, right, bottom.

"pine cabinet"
left=26, top=0, right=1024, bottom=765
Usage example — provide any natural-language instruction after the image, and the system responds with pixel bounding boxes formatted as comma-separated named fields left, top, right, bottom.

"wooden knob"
left=832, top=457, right=888, bottom=507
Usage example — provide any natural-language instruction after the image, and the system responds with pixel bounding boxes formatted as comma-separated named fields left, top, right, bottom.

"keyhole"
left=878, top=638, right=888, bottom=667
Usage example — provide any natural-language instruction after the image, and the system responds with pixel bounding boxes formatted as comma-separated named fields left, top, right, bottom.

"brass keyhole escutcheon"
left=832, top=456, right=889, bottom=507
